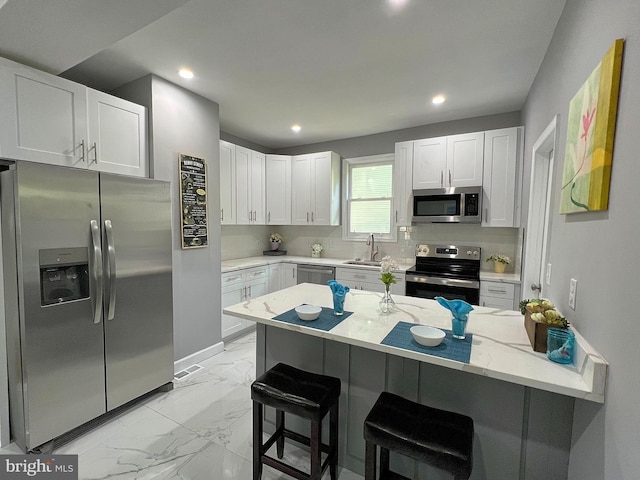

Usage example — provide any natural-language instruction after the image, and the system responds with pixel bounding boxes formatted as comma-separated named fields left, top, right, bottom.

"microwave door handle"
left=104, top=220, right=117, bottom=320
left=90, top=220, right=103, bottom=324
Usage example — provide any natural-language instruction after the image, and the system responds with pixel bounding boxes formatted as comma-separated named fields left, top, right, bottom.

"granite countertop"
left=223, top=283, right=607, bottom=402
left=221, top=256, right=521, bottom=283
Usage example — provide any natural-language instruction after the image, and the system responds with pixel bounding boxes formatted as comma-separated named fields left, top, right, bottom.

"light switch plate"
left=568, top=278, right=577, bottom=310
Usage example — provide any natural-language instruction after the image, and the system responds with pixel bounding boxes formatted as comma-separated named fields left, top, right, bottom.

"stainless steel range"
left=405, top=244, right=481, bottom=305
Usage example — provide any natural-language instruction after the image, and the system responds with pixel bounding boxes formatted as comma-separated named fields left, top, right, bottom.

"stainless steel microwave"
left=412, top=186, right=483, bottom=223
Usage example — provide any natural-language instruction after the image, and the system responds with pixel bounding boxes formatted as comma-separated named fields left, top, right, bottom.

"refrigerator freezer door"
left=99, top=174, right=173, bottom=410
left=11, top=162, right=106, bottom=449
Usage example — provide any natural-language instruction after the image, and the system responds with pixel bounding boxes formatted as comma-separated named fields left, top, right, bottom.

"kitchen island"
left=224, top=283, right=607, bottom=479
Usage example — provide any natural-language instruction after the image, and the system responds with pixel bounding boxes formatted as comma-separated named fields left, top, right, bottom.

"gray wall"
left=114, top=75, right=222, bottom=362
left=273, top=111, right=521, bottom=157
left=521, top=1, right=640, bottom=479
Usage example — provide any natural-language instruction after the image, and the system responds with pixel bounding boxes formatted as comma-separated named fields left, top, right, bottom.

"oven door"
left=405, top=275, right=480, bottom=305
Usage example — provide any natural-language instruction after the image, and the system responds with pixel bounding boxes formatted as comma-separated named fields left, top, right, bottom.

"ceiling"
left=0, top=0, right=566, bottom=150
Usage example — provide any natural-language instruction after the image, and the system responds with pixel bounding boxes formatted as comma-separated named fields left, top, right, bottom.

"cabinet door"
left=250, top=150, right=266, bottom=224
left=268, top=264, right=282, bottom=293
left=235, top=146, right=252, bottom=224
left=0, top=62, right=87, bottom=167
left=266, top=155, right=291, bottom=225
left=311, top=152, right=339, bottom=225
left=221, top=282, right=246, bottom=338
left=482, top=127, right=521, bottom=227
left=87, top=89, right=147, bottom=177
left=219, top=141, right=236, bottom=225
left=480, top=296, right=514, bottom=309
left=447, top=132, right=484, bottom=187
left=412, top=137, right=447, bottom=189
left=291, top=154, right=312, bottom=225
left=393, top=141, right=414, bottom=226
left=281, top=264, right=297, bottom=289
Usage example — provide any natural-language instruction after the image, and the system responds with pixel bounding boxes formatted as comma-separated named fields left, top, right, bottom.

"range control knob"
left=473, top=250, right=479, bottom=256
left=466, top=250, right=472, bottom=255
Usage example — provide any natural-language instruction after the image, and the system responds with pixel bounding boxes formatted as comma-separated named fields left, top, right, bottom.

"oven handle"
left=406, top=275, right=479, bottom=289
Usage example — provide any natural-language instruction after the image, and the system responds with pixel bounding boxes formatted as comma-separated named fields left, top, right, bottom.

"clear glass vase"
left=379, top=285, right=396, bottom=314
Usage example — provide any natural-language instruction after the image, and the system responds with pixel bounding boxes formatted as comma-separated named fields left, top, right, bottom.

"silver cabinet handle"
left=448, top=170, right=452, bottom=186
left=248, top=285, right=252, bottom=297
left=354, top=274, right=366, bottom=279
left=90, top=220, right=103, bottom=324
left=88, top=142, right=98, bottom=165
left=243, top=286, right=247, bottom=299
left=268, top=211, right=271, bottom=223
left=104, top=220, right=117, bottom=320
left=395, top=211, right=398, bottom=223
left=487, top=288, right=507, bottom=294
left=484, top=208, right=488, bottom=223
left=440, top=170, right=443, bottom=187
left=311, top=212, right=314, bottom=222
left=306, top=212, right=309, bottom=223
left=80, top=140, right=86, bottom=162
left=221, top=208, right=224, bottom=221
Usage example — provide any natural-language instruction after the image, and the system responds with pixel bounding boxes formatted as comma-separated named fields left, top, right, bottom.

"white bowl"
left=295, top=304, right=322, bottom=321
left=410, top=325, right=445, bottom=347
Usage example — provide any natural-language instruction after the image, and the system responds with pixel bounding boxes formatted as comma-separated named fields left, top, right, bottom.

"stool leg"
left=276, top=409, right=285, bottom=459
left=365, top=441, right=377, bottom=480
left=329, top=403, right=339, bottom=480
left=252, top=401, right=263, bottom=480
left=310, top=419, right=322, bottom=480
left=380, top=447, right=390, bottom=476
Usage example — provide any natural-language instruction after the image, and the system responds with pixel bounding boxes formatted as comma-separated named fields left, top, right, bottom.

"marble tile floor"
left=0, top=331, right=363, bottom=480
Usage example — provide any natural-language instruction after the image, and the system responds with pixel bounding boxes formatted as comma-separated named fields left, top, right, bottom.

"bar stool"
left=251, top=363, right=341, bottom=480
left=363, top=392, right=474, bottom=480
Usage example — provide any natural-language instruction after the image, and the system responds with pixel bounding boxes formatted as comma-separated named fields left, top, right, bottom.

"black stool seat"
left=252, top=363, right=340, bottom=420
left=251, top=363, right=341, bottom=480
left=364, top=392, right=473, bottom=480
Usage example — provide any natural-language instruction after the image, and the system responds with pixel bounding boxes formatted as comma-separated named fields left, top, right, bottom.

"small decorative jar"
left=271, top=242, right=280, bottom=251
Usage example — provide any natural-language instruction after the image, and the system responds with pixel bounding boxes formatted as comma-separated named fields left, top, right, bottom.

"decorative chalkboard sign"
left=179, top=154, right=208, bottom=249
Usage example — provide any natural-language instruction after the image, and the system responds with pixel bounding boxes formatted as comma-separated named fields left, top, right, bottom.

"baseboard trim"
left=174, top=341, right=224, bottom=373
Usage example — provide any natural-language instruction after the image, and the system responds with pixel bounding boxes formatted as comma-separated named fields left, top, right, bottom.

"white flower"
left=380, top=255, right=398, bottom=274
left=311, top=243, right=323, bottom=253
left=486, top=254, right=510, bottom=265
left=269, top=233, right=283, bottom=243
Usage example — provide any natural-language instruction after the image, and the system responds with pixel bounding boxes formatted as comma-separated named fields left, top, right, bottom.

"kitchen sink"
left=343, top=260, right=381, bottom=266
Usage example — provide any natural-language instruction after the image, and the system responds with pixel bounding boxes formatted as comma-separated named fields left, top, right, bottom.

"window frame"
left=341, top=153, right=396, bottom=242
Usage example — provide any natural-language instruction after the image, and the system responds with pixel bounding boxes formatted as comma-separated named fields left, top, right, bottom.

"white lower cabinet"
left=268, top=263, right=297, bottom=293
left=479, top=281, right=517, bottom=309
left=336, top=268, right=405, bottom=295
left=221, top=266, right=268, bottom=338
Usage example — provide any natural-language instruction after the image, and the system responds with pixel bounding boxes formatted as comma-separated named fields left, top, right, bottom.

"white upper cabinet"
left=0, top=57, right=147, bottom=177
left=482, top=127, right=524, bottom=227
left=447, top=132, right=484, bottom=187
left=219, top=140, right=236, bottom=225
left=292, top=151, right=340, bottom=225
left=266, top=155, right=291, bottom=225
left=86, top=89, right=147, bottom=177
left=0, top=59, right=87, bottom=167
left=412, top=133, right=484, bottom=189
left=236, top=146, right=266, bottom=224
left=393, top=141, right=414, bottom=226
left=412, top=137, right=447, bottom=189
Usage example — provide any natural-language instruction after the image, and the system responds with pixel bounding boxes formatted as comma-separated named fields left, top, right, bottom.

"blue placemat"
left=272, top=306, right=353, bottom=331
left=381, top=321, right=473, bottom=364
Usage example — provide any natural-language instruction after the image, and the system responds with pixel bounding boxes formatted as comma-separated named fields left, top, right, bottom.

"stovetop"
left=406, top=244, right=481, bottom=280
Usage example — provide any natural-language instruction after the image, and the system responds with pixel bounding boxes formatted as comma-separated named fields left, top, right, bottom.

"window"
left=342, top=154, right=396, bottom=241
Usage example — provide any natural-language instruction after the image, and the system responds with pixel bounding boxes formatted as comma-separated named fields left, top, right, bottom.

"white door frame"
left=522, top=115, right=558, bottom=300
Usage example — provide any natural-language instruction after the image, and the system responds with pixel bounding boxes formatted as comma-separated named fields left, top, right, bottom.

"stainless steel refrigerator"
left=1, top=161, right=173, bottom=452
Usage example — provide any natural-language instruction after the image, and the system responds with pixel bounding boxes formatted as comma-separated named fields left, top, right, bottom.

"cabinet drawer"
left=336, top=267, right=380, bottom=284
left=480, top=281, right=515, bottom=299
left=480, top=296, right=514, bottom=309
left=243, top=266, right=269, bottom=282
left=222, top=271, right=244, bottom=286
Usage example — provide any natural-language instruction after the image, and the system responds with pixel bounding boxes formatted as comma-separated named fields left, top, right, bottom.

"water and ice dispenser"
left=39, top=248, right=90, bottom=306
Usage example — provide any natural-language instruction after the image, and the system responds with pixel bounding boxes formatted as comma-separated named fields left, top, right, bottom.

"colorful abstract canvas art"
left=560, top=39, right=624, bottom=214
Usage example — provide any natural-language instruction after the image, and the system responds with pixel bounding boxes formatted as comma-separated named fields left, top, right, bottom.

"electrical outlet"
left=568, top=278, right=577, bottom=310
left=546, top=263, right=552, bottom=285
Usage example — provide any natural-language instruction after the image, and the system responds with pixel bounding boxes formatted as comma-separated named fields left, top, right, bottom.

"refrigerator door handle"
left=104, top=220, right=117, bottom=320
left=90, top=220, right=103, bottom=324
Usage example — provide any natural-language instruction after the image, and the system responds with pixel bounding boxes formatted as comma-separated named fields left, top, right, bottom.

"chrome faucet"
left=367, top=233, right=379, bottom=262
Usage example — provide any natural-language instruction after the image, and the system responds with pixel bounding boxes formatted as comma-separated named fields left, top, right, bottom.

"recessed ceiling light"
left=179, top=68, right=194, bottom=79
left=432, top=95, right=446, bottom=105
left=291, top=125, right=301, bottom=133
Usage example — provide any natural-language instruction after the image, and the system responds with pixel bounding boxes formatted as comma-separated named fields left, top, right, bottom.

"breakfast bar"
left=223, top=283, right=608, bottom=479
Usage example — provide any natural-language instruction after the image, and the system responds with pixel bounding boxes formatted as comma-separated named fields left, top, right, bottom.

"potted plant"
left=486, top=254, right=510, bottom=273
left=311, top=243, right=323, bottom=258
left=519, top=298, right=568, bottom=352
left=269, top=233, right=283, bottom=251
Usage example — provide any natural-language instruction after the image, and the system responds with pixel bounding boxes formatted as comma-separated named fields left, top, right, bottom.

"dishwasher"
left=297, top=264, right=336, bottom=285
